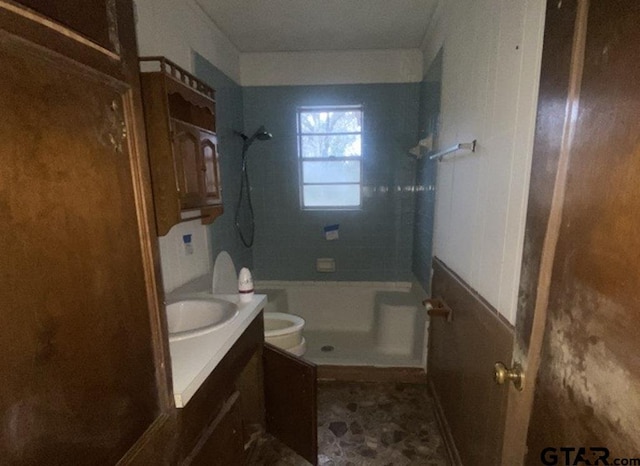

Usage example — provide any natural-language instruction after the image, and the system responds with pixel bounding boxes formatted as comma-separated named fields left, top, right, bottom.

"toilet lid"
left=212, top=251, right=237, bottom=293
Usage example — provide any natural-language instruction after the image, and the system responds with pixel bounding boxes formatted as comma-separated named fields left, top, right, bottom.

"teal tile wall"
left=412, top=51, right=442, bottom=293
left=191, top=55, right=439, bottom=286
left=242, top=83, right=420, bottom=282
left=193, top=53, right=253, bottom=272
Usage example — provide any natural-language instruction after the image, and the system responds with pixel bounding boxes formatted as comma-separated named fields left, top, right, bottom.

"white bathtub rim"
left=264, top=311, right=305, bottom=337
left=255, top=280, right=413, bottom=291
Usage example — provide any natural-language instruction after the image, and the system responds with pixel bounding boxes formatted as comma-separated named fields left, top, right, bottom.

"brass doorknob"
left=494, top=362, right=524, bottom=391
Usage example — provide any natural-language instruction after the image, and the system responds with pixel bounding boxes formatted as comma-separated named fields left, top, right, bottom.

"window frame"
left=296, top=105, right=363, bottom=210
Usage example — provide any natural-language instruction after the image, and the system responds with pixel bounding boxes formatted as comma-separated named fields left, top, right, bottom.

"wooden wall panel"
left=429, top=258, right=514, bottom=466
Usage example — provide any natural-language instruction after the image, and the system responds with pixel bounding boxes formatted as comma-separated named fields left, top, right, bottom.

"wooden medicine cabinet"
left=139, top=56, right=222, bottom=236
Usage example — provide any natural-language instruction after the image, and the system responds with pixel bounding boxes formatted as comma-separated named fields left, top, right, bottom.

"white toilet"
left=264, top=312, right=307, bottom=357
left=212, top=252, right=306, bottom=356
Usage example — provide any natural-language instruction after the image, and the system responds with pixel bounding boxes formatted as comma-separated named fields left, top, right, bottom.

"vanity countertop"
left=166, top=292, right=266, bottom=408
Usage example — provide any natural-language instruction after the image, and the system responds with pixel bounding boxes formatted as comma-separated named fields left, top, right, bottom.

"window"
left=297, top=106, right=363, bottom=209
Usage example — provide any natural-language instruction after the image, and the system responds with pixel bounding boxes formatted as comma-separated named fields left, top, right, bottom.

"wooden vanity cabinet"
left=139, top=57, right=222, bottom=236
left=179, top=312, right=318, bottom=466
left=177, top=316, right=262, bottom=464
left=189, top=392, right=245, bottom=466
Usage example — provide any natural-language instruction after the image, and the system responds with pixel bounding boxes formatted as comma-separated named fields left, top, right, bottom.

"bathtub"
left=255, top=281, right=429, bottom=368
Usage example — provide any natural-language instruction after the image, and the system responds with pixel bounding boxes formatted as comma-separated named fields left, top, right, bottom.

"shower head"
left=236, top=125, right=273, bottom=148
left=253, top=126, right=272, bottom=141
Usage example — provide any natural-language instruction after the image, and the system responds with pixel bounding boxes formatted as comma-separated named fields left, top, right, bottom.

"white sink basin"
left=166, top=298, right=239, bottom=342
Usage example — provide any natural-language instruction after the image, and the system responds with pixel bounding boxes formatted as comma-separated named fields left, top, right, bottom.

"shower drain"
left=321, top=345, right=335, bottom=352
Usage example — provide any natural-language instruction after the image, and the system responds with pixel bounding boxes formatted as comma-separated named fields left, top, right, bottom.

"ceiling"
left=195, top=0, right=439, bottom=53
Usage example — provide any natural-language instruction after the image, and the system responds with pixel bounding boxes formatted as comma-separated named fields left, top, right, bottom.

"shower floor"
left=303, top=329, right=423, bottom=367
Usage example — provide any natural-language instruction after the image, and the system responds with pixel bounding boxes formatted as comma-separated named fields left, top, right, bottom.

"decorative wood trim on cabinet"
left=139, top=56, right=222, bottom=236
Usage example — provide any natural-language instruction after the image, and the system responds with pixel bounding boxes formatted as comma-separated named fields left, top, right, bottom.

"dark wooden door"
left=499, top=2, right=583, bottom=462
left=503, top=0, right=640, bottom=463
left=523, top=0, right=640, bottom=461
left=0, top=1, right=171, bottom=464
left=263, top=343, right=318, bottom=466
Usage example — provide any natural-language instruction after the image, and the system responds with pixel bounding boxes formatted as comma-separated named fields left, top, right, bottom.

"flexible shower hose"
left=234, top=145, right=255, bottom=248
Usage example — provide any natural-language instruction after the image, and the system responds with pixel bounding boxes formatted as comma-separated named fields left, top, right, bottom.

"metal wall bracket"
left=429, top=139, right=477, bottom=161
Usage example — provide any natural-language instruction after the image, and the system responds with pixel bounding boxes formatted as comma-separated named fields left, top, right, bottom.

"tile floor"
left=248, top=381, right=449, bottom=466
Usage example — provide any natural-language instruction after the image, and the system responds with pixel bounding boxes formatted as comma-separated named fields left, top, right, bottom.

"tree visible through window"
left=297, top=106, right=363, bottom=209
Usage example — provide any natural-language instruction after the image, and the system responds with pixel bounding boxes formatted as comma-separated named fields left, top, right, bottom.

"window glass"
left=300, top=135, right=361, bottom=158
left=297, top=106, right=363, bottom=209
left=302, top=185, right=361, bottom=208
left=302, top=160, right=360, bottom=184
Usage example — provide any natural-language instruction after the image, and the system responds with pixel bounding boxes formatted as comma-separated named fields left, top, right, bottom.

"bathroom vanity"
left=136, top=53, right=317, bottom=463
left=166, top=293, right=317, bottom=465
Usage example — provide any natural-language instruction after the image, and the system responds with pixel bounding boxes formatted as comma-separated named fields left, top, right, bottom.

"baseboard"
left=317, top=365, right=427, bottom=384
left=428, top=379, right=463, bottom=466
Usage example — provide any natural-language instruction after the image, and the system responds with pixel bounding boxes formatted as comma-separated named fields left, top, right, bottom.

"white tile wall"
left=158, top=220, right=211, bottom=293
left=422, top=0, right=546, bottom=324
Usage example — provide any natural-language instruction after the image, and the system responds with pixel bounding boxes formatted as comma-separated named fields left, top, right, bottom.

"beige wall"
left=134, top=0, right=240, bottom=79
left=240, top=49, right=423, bottom=86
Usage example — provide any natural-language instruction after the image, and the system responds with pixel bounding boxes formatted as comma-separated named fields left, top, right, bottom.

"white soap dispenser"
left=238, top=267, right=254, bottom=303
